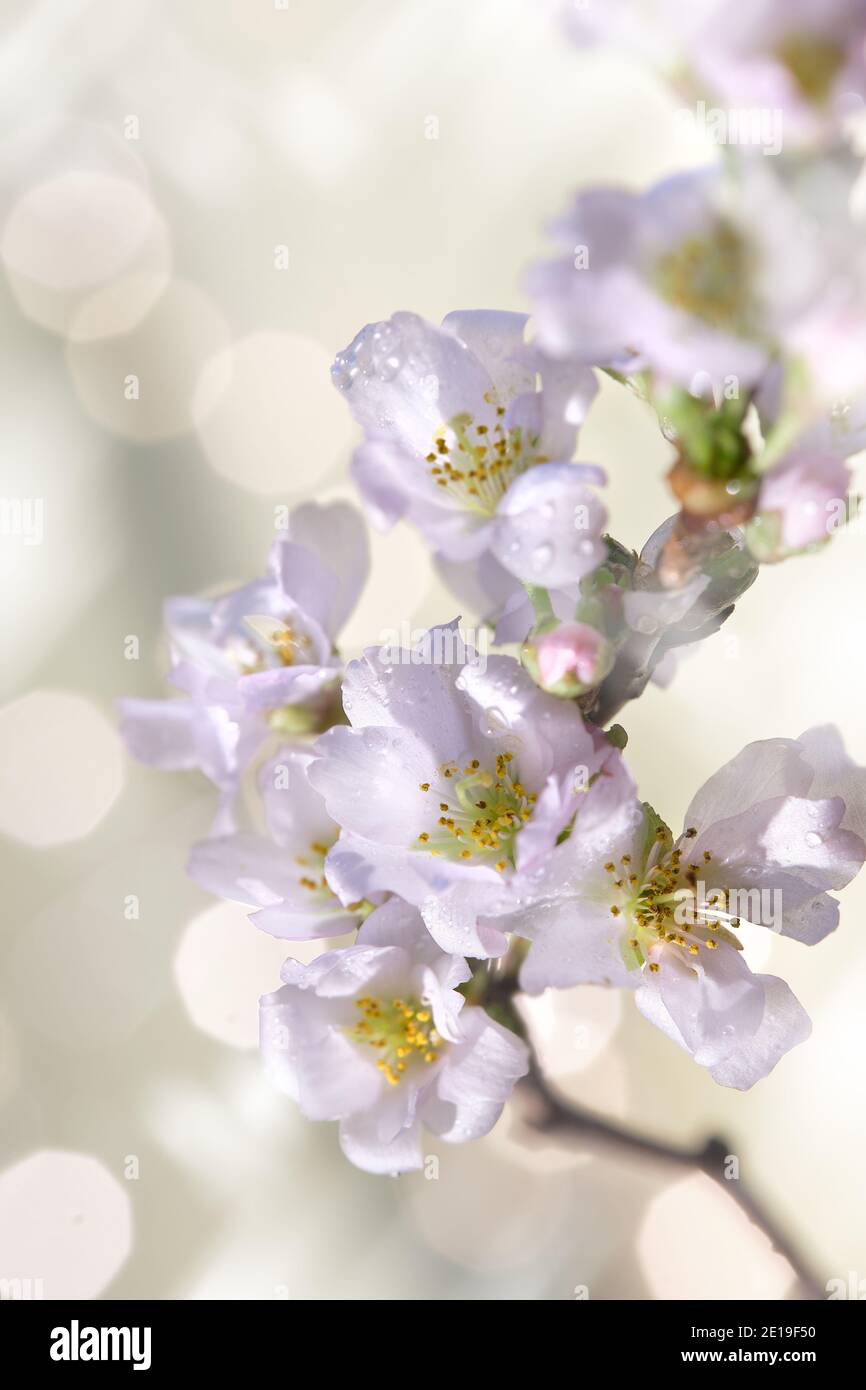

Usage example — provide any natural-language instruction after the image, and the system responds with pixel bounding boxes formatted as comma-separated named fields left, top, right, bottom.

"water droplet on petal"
left=480, top=706, right=509, bottom=737
left=331, top=356, right=354, bottom=391
left=363, top=728, right=389, bottom=753
left=530, top=543, right=553, bottom=573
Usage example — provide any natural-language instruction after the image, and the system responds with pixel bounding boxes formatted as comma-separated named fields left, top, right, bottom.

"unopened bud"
left=521, top=620, right=614, bottom=697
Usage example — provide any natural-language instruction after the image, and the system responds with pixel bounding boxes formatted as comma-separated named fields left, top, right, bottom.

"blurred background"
left=1, top=0, right=865, bottom=1301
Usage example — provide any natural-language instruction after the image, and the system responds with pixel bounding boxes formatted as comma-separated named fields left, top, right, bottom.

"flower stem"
left=518, top=1056, right=823, bottom=1300
left=480, top=973, right=823, bottom=1300
left=524, top=583, right=555, bottom=624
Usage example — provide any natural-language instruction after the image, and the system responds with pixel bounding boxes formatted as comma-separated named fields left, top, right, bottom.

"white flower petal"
left=690, top=795, right=864, bottom=895
left=441, top=309, right=534, bottom=400
left=259, top=746, right=336, bottom=853
left=250, top=904, right=356, bottom=941
left=634, top=943, right=811, bottom=1089
left=187, top=832, right=305, bottom=908
left=332, top=310, right=493, bottom=455
left=799, top=724, right=866, bottom=845
left=259, top=983, right=380, bottom=1120
left=708, top=975, right=811, bottom=1090
left=336, top=621, right=477, bottom=759
left=518, top=900, right=637, bottom=993
left=118, top=698, right=200, bottom=770
left=683, top=737, right=812, bottom=836
left=283, top=500, right=370, bottom=636
left=421, top=883, right=510, bottom=959
left=310, top=725, right=434, bottom=843
left=338, top=1108, right=424, bottom=1175
left=425, top=1007, right=528, bottom=1143
left=491, top=460, right=607, bottom=589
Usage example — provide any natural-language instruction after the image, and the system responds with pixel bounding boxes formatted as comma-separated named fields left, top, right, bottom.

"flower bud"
left=521, top=620, right=615, bottom=697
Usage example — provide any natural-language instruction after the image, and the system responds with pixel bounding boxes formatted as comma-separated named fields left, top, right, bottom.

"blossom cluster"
left=123, top=1, right=866, bottom=1173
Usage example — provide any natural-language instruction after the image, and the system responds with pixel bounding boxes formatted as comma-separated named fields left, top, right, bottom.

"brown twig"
left=480, top=965, right=823, bottom=1300
left=519, top=1053, right=824, bottom=1301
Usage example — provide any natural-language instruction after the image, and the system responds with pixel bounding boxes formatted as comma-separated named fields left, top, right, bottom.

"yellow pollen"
left=423, top=413, right=545, bottom=516
left=605, top=828, right=737, bottom=974
left=349, top=994, right=442, bottom=1084
left=414, top=757, right=532, bottom=869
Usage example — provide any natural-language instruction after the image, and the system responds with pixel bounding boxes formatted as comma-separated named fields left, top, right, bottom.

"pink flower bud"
left=522, top=620, right=615, bottom=697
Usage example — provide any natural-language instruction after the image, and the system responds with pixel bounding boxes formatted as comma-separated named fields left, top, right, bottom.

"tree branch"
left=518, top=1053, right=824, bottom=1301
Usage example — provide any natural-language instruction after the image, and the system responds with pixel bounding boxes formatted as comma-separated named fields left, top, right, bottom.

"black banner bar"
left=1, top=1298, right=863, bottom=1373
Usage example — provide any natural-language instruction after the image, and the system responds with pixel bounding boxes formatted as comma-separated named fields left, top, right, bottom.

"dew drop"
left=480, top=706, right=509, bottom=737
left=530, top=543, right=553, bottom=573
left=331, top=357, right=354, bottom=391
left=363, top=728, right=389, bottom=753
